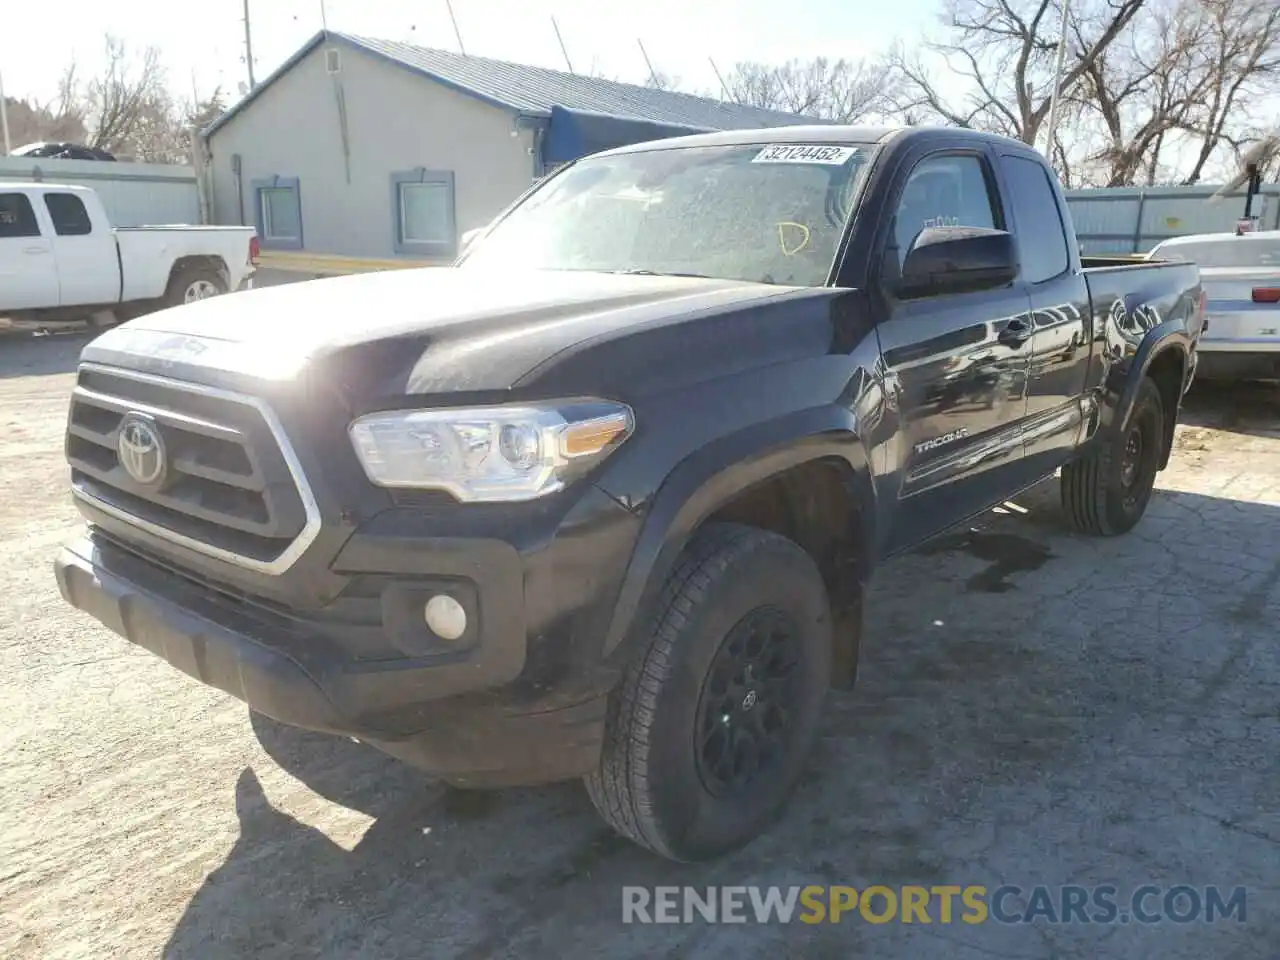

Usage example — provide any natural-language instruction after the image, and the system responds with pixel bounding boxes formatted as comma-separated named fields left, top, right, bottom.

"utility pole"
left=637, top=39, right=658, bottom=87
left=0, top=70, right=11, bottom=156
left=1043, top=0, right=1071, bottom=168
left=445, top=0, right=466, bottom=55
left=709, top=57, right=730, bottom=100
left=242, top=0, right=257, bottom=90
left=552, top=17, right=574, bottom=74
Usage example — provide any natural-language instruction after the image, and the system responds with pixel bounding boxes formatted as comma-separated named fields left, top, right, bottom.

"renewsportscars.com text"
left=622, top=884, right=1248, bottom=925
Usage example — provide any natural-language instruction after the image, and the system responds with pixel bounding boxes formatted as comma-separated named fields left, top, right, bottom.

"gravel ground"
left=1, top=329, right=1276, bottom=959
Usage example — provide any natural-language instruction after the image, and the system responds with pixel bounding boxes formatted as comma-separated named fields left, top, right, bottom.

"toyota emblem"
left=117, top=414, right=167, bottom=487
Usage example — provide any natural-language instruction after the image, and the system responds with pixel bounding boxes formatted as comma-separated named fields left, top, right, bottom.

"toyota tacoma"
left=55, top=126, right=1202, bottom=861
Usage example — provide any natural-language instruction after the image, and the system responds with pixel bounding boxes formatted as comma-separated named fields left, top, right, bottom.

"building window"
left=391, top=170, right=455, bottom=257
left=251, top=176, right=303, bottom=250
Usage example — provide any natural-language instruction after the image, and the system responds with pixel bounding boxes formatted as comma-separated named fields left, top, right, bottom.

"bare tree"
left=27, top=36, right=211, bottom=163
left=889, top=0, right=1280, bottom=186
left=1070, top=0, right=1204, bottom=185
left=1, top=95, right=89, bottom=148
left=1176, top=0, right=1280, bottom=184
left=891, top=0, right=1147, bottom=145
left=1065, top=0, right=1280, bottom=185
left=6, top=39, right=224, bottom=164
left=85, top=37, right=169, bottom=157
left=2, top=65, right=90, bottom=148
left=722, top=56, right=899, bottom=121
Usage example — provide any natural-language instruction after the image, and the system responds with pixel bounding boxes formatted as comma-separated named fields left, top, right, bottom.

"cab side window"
left=999, top=155, right=1069, bottom=283
left=891, top=155, right=998, bottom=269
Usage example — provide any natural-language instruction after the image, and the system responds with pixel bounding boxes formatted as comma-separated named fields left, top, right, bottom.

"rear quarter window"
left=999, top=155, right=1070, bottom=283
left=44, top=193, right=94, bottom=236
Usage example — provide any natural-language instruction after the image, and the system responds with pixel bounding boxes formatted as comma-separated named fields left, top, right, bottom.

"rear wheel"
left=1061, top=376, right=1164, bottom=536
left=585, top=523, right=831, bottom=861
left=165, top=264, right=227, bottom=308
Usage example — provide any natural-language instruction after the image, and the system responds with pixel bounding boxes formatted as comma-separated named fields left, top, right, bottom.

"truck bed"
left=115, top=225, right=259, bottom=233
left=1081, top=257, right=1203, bottom=359
left=1080, top=254, right=1152, bottom=269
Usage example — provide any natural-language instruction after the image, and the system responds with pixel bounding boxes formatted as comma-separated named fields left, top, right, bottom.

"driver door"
left=0, top=192, right=59, bottom=309
left=874, top=150, right=1035, bottom=553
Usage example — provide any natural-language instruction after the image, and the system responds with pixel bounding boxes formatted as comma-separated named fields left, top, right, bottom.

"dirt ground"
left=1, top=328, right=1276, bottom=959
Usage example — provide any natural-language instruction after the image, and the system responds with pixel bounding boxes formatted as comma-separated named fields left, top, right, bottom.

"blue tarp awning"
left=542, top=105, right=711, bottom=165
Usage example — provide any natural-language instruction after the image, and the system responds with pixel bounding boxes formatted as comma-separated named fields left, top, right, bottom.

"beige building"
left=202, top=31, right=815, bottom=264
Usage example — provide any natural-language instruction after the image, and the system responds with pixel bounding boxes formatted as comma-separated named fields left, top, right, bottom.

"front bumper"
left=54, top=533, right=611, bottom=785
left=56, top=536, right=346, bottom=731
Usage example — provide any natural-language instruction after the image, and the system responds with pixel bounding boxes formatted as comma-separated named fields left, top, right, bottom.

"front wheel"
left=585, top=523, right=831, bottom=861
left=1061, top=376, right=1165, bottom=536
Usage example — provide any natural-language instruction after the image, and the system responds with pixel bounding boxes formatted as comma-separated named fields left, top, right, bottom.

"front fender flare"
left=599, top=405, right=876, bottom=665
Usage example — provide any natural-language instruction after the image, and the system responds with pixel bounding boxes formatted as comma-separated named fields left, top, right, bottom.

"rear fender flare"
left=600, top=406, right=876, bottom=665
left=1098, top=320, right=1191, bottom=455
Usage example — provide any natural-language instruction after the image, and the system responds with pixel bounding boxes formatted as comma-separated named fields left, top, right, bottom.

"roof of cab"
left=588, top=124, right=1034, bottom=158
left=0, top=182, right=94, bottom=192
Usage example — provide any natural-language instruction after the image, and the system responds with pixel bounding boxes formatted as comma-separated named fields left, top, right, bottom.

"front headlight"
left=348, top=399, right=634, bottom=502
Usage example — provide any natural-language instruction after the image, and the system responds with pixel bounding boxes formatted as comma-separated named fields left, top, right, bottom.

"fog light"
left=424, top=594, right=467, bottom=640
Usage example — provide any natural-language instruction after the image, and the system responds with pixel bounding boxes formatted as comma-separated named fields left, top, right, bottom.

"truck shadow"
left=162, top=482, right=1280, bottom=959
left=162, top=725, right=664, bottom=959
left=0, top=325, right=94, bottom=379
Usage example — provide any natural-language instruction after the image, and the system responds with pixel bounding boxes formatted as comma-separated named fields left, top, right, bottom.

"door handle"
left=998, top=318, right=1033, bottom=347
left=22, top=246, right=49, bottom=255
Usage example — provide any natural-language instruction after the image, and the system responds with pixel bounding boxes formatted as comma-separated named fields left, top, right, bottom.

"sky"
left=1, top=0, right=941, bottom=107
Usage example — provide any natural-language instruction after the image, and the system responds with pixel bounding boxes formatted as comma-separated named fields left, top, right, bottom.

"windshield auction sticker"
left=752, top=144, right=858, bottom=165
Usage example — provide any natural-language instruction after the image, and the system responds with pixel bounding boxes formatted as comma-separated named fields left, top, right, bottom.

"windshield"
left=460, top=142, right=876, bottom=286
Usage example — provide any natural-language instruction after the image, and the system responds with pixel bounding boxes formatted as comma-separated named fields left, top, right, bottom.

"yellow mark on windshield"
left=777, top=222, right=811, bottom=256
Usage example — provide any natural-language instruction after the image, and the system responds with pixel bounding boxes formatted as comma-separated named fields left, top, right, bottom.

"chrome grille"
left=66, top=364, right=320, bottom=573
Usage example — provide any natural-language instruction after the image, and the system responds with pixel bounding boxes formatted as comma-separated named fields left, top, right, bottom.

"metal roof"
left=204, top=30, right=824, bottom=140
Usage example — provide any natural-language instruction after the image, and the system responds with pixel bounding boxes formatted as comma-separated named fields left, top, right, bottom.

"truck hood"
left=85, top=267, right=819, bottom=397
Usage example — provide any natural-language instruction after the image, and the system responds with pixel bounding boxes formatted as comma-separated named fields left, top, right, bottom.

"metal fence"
left=0, top=157, right=201, bottom=226
left=1064, top=183, right=1280, bottom=255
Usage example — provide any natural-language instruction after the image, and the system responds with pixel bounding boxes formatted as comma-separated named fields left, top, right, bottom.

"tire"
left=165, top=264, right=227, bottom=308
left=1061, top=376, right=1165, bottom=536
left=585, top=522, right=831, bottom=861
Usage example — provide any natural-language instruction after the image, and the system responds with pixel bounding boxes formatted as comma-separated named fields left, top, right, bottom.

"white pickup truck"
left=0, top=183, right=257, bottom=325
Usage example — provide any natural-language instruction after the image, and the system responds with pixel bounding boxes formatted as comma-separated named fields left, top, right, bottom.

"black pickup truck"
left=55, top=126, right=1202, bottom=862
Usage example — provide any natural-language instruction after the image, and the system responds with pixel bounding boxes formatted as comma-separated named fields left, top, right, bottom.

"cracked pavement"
left=0, top=332, right=1276, bottom=959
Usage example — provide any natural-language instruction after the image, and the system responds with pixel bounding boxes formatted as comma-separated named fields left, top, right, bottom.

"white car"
left=1149, top=230, right=1280, bottom=380
left=0, top=183, right=258, bottom=325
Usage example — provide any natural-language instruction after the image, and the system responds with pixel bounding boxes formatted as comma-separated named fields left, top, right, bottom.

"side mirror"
left=898, top=226, right=1018, bottom=298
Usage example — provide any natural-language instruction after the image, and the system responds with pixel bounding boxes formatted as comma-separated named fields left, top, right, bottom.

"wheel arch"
left=167, top=255, right=231, bottom=292
left=1103, top=325, right=1190, bottom=471
left=1145, top=346, right=1186, bottom=469
left=600, top=407, right=877, bottom=688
